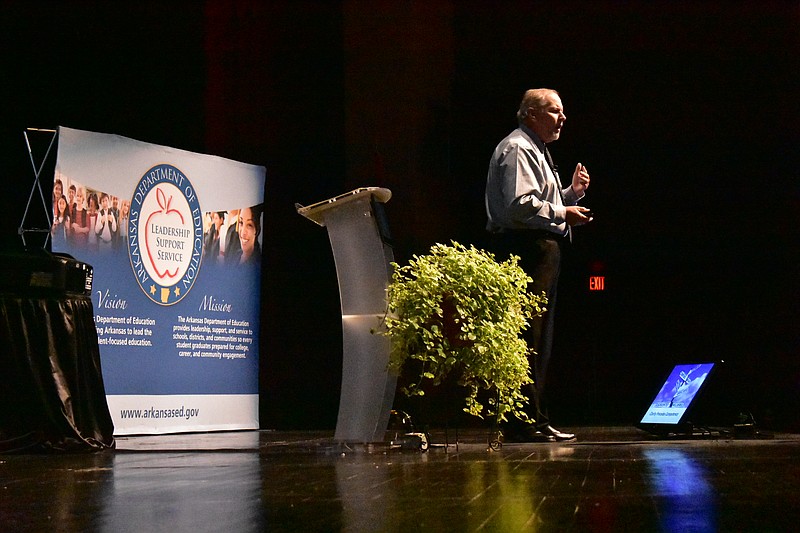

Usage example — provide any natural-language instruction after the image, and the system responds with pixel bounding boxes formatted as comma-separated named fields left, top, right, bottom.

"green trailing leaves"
left=381, top=241, right=547, bottom=423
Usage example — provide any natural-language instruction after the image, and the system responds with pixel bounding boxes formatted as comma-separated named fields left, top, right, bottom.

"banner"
left=52, top=126, right=265, bottom=434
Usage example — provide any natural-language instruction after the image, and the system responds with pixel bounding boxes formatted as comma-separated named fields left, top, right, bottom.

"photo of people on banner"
left=52, top=176, right=128, bottom=253
left=54, top=174, right=263, bottom=270
left=202, top=206, right=263, bottom=268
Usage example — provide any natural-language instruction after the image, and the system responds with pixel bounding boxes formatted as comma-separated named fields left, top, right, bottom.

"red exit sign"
left=589, top=276, right=605, bottom=291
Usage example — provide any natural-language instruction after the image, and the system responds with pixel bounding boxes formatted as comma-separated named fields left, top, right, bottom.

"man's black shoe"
left=503, top=427, right=556, bottom=443
left=538, top=424, right=576, bottom=441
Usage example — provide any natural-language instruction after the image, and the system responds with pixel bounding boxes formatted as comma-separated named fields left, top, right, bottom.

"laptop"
left=638, top=362, right=719, bottom=436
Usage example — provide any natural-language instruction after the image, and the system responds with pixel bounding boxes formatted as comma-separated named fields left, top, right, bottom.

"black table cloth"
left=1, top=262, right=114, bottom=452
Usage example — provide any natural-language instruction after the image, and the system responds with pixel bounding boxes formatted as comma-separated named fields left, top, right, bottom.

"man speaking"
left=485, top=88, right=592, bottom=442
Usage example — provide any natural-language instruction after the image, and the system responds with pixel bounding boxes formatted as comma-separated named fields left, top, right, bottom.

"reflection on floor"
left=2, top=427, right=799, bottom=532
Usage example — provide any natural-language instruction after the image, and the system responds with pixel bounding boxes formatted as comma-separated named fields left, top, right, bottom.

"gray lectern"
left=296, top=187, right=396, bottom=443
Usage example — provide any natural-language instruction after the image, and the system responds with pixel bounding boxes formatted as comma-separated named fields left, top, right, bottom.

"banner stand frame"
left=18, top=127, right=58, bottom=249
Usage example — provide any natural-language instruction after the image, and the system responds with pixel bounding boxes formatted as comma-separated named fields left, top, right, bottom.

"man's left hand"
left=572, top=163, right=590, bottom=195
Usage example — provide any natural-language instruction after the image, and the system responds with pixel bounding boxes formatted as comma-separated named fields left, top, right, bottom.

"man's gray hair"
left=516, top=88, right=559, bottom=124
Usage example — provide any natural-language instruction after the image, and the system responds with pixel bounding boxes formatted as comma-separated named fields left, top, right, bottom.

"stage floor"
left=2, top=426, right=799, bottom=532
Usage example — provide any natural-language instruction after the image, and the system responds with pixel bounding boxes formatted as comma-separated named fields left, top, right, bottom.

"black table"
left=0, top=252, right=114, bottom=452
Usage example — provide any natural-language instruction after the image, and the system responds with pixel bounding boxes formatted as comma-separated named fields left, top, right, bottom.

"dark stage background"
left=1, top=1, right=798, bottom=431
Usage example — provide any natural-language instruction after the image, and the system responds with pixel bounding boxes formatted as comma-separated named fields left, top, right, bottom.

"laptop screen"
left=639, top=363, right=716, bottom=426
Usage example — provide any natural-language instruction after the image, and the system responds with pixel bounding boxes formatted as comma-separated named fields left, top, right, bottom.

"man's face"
left=527, top=93, right=566, bottom=143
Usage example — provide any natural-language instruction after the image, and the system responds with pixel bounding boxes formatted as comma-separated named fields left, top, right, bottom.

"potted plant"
left=380, top=241, right=547, bottom=425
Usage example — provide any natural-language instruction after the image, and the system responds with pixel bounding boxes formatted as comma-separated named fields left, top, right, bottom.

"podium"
left=297, top=188, right=397, bottom=443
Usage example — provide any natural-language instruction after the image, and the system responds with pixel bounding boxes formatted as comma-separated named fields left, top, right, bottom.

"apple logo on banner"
left=128, top=164, right=203, bottom=305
